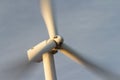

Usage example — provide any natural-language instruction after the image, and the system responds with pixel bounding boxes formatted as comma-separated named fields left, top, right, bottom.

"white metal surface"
left=27, top=39, right=56, bottom=62
left=53, top=35, right=63, bottom=46
left=40, top=0, right=57, bottom=38
left=42, top=52, right=57, bottom=80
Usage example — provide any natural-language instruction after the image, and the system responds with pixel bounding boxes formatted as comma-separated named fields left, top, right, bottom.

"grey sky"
left=0, top=0, right=120, bottom=80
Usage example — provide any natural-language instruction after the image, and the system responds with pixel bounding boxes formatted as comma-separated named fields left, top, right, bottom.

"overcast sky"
left=0, top=0, right=120, bottom=80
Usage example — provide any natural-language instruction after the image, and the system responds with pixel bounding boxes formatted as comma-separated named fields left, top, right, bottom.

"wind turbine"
left=27, top=0, right=119, bottom=80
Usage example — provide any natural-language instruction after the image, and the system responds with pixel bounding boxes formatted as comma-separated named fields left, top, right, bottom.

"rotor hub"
left=53, top=35, right=63, bottom=48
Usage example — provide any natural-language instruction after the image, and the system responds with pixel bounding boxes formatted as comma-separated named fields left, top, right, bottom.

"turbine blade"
left=59, top=43, right=120, bottom=79
left=40, top=0, right=58, bottom=38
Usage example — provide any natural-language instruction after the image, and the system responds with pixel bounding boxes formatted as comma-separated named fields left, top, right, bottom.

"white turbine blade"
left=40, top=0, right=57, bottom=38
left=59, top=43, right=120, bottom=79
left=27, top=39, right=56, bottom=62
